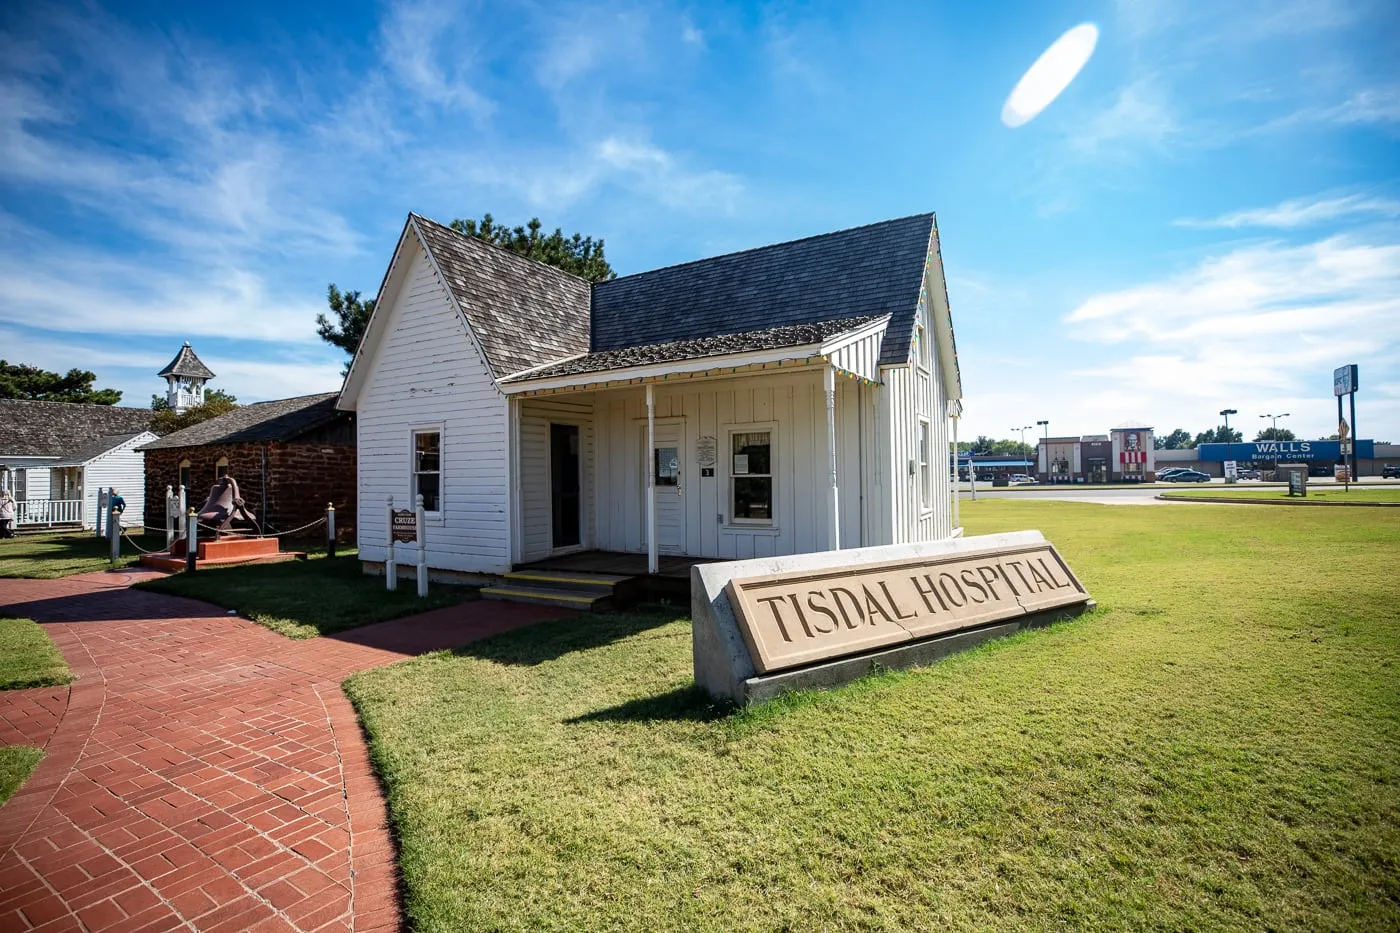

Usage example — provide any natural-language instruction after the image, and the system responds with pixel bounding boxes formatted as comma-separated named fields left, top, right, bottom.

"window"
left=730, top=430, right=773, bottom=523
left=178, top=460, right=191, bottom=493
left=918, top=420, right=932, bottom=510
left=413, top=430, right=441, bottom=512
left=913, top=320, right=929, bottom=370
left=654, top=447, right=679, bottom=486
left=215, top=457, right=229, bottom=480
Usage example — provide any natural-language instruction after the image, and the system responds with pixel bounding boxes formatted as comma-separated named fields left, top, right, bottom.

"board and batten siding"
left=355, top=242, right=512, bottom=575
left=82, top=432, right=155, bottom=529
left=517, top=396, right=596, bottom=563
left=879, top=302, right=953, bottom=544
left=589, top=369, right=871, bottom=561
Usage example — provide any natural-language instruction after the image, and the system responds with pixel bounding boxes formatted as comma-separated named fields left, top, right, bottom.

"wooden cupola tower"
left=159, top=342, right=216, bottom=413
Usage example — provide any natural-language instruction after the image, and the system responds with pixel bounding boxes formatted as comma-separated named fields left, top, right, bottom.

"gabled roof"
left=502, top=315, right=885, bottom=385
left=140, top=393, right=343, bottom=451
left=411, top=215, right=592, bottom=378
left=590, top=214, right=936, bottom=367
left=0, top=399, right=156, bottom=459
left=51, top=432, right=155, bottom=467
left=158, top=342, right=216, bottom=379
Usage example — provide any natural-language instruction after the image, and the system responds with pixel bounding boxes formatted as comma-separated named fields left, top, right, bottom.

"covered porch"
left=503, top=327, right=887, bottom=575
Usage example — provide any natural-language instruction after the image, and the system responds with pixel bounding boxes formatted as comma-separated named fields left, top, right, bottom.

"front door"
left=550, top=423, right=581, bottom=550
left=647, top=422, right=687, bottom=554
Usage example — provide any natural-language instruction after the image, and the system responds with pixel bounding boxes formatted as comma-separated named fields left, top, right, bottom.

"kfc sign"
left=1119, top=430, right=1148, bottom=464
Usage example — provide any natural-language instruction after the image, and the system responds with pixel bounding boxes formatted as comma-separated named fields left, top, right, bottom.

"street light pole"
left=1036, top=420, right=1050, bottom=483
left=1220, top=408, right=1238, bottom=482
left=1259, top=412, right=1290, bottom=474
left=1013, top=424, right=1033, bottom=473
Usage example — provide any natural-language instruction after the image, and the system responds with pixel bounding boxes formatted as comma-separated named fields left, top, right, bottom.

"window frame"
left=725, top=422, right=777, bottom=528
left=178, top=459, right=191, bottom=495
left=215, top=456, right=229, bottom=480
left=914, top=312, right=931, bottom=373
left=918, top=418, right=933, bottom=513
left=410, top=425, right=444, bottom=518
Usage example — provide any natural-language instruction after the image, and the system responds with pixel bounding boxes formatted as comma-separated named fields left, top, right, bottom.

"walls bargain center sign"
left=1198, top=440, right=1374, bottom=462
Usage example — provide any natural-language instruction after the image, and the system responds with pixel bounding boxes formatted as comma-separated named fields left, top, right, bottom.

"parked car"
left=1009, top=474, right=1037, bottom=485
left=1155, top=468, right=1191, bottom=480
left=1162, top=469, right=1211, bottom=483
left=1384, top=464, right=1399, bottom=478
left=1236, top=468, right=1261, bottom=480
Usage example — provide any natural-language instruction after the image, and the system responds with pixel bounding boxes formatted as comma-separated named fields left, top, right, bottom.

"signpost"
left=1334, top=364, right=1359, bottom=489
left=1223, top=461, right=1238, bottom=483
left=385, top=497, right=428, bottom=596
left=1287, top=469, right=1306, bottom=497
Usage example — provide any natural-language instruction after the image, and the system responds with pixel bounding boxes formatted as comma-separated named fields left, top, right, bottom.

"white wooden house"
left=339, top=213, right=964, bottom=598
left=0, top=399, right=156, bottom=528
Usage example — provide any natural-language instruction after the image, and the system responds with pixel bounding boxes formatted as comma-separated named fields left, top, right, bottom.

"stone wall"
left=143, top=441, right=356, bottom=541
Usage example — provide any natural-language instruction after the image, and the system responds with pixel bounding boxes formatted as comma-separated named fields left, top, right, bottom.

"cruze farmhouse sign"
left=726, top=543, right=1087, bottom=674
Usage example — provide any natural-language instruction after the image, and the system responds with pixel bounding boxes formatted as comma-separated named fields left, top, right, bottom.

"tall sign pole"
left=1334, top=364, right=1359, bottom=486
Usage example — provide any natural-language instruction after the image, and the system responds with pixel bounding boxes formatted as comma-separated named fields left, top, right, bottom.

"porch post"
left=951, top=415, right=960, bottom=531
left=646, top=383, right=657, bottom=574
left=824, top=365, right=840, bottom=551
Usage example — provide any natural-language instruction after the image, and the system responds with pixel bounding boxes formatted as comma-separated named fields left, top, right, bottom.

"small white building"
left=339, top=213, right=964, bottom=589
left=0, top=399, right=156, bottom=529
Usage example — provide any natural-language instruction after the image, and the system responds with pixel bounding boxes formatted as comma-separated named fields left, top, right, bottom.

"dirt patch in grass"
left=0, top=615, right=73, bottom=690
left=345, top=501, right=1400, bottom=931
left=135, top=550, right=479, bottom=639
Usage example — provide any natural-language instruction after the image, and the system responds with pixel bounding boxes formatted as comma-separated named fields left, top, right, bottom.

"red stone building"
left=140, top=393, right=355, bottom=540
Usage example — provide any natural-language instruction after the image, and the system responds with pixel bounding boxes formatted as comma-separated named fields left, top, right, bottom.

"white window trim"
left=724, top=421, right=779, bottom=530
left=918, top=417, right=933, bottom=515
left=914, top=310, right=931, bottom=373
left=409, top=423, right=445, bottom=522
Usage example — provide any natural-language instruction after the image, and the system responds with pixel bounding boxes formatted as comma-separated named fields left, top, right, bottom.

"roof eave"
left=500, top=342, right=830, bottom=395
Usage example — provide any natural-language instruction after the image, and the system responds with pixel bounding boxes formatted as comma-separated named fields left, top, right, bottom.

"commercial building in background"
left=1156, top=439, right=1397, bottom=477
left=1036, top=423, right=1155, bottom=483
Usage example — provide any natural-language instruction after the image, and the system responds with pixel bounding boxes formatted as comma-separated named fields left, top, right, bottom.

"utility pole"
left=1220, top=408, right=1238, bottom=482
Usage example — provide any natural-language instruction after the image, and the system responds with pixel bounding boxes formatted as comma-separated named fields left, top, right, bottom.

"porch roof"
left=500, top=314, right=886, bottom=390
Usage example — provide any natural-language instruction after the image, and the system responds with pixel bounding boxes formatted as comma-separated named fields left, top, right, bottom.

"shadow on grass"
left=565, top=684, right=734, bottom=724
left=0, top=532, right=165, bottom=579
left=453, top=608, right=683, bottom=667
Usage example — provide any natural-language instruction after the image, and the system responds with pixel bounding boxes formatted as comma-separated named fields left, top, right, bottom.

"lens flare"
left=1001, top=23, right=1099, bottom=128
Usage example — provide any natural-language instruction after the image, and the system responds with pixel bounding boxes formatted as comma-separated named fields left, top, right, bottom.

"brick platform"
left=0, top=570, right=573, bottom=932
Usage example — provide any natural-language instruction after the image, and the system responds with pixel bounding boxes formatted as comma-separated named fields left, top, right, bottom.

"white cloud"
left=1069, top=78, right=1179, bottom=157
left=379, top=0, right=494, bottom=115
left=1177, top=192, right=1400, bottom=228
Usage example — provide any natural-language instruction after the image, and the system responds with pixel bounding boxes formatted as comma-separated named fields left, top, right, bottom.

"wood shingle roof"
left=157, top=342, right=216, bottom=379
left=139, top=393, right=343, bottom=450
left=0, top=399, right=156, bottom=459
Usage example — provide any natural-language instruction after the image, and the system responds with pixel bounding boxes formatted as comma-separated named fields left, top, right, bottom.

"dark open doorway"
left=550, top=423, right=581, bottom=549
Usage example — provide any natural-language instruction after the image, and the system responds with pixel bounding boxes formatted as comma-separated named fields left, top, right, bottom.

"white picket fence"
left=17, top=498, right=83, bottom=527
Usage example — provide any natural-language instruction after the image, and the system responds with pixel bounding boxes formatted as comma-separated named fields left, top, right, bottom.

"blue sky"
left=2, top=0, right=1397, bottom=442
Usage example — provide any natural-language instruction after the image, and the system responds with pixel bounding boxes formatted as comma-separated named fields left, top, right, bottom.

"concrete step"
left=501, top=570, right=628, bottom=596
left=480, top=585, right=613, bottom=612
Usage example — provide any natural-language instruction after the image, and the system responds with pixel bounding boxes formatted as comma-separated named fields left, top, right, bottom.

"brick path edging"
left=0, top=570, right=572, bottom=932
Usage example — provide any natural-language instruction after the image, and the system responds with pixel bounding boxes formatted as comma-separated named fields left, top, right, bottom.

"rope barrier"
left=120, top=528, right=167, bottom=555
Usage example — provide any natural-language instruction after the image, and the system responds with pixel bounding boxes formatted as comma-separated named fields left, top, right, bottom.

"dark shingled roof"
left=140, top=393, right=343, bottom=451
left=411, top=215, right=592, bottom=379
left=589, top=213, right=934, bottom=367
left=158, top=342, right=216, bottom=379
left=502, top=315, right=883, bottom=384
left=0, top=399, right=156, bottom=459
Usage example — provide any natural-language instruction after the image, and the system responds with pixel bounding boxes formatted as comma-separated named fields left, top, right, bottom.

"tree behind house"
left=149, top=389, right=238, bottom=434
left=0, top=361, right=122, bottom=404
left=318, top=213, right=616, bottom=367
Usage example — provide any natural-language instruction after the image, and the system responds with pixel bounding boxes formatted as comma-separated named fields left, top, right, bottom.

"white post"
left=178, top=484, right=187, bottom=519
left=326, top=503, right=337, bottom=559
left=108, top=502, right=120, bottom=563
left=95, top=488, right=106, bottom=539
left=185, top=508, right=197, bottom=572
left=951, top=416, right=961, bottom=531
left=415, top=493, right=428, bottom=598
left=385, top=495, right=397, bottom=591
left=646, top=383, right=657, bottom=575
left=824, top=365, right=840, bottom=551
left=165, top=486, right=176, bottom=549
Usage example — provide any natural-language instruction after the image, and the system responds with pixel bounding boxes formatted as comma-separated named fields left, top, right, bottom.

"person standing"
left=0, top=489, right=16, bottom=539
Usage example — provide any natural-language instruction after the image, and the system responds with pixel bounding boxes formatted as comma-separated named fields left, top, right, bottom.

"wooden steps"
left=481, top=570, right=631, bottom=612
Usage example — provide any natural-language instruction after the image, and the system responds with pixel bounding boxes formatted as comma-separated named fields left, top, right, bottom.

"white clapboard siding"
left=355, top=241, right=512, bottom=574
left=518, top=395, right=596, bottom=563
left=590, top=369, right=869, bottom=560
left=82, top=432, right=157, bottom=529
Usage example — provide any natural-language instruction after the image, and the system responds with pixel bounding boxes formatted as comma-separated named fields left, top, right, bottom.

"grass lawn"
left=1161, top=486, right=1400, bottom=503
left=346, top=500, right=1400, bottom=932
left=0, top=615, right=73, bottom=690
left=0, top=747, right=43, bottom=805
left=135, top=550, right=479, bottom=639
left=0, top=531, right=167, bottom=579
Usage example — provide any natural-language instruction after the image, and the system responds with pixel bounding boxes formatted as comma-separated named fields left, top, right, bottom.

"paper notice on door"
left=733, top=454, right=749, bottom=474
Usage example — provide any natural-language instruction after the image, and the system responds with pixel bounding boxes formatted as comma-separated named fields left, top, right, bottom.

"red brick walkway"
left=0, top=570, right=571, bottom=932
